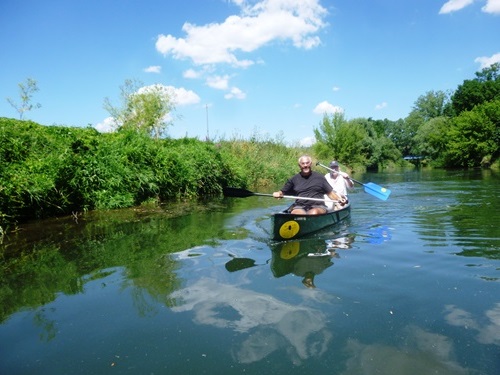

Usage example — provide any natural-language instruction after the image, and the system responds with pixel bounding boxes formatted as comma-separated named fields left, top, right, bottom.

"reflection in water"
left=270, top=236, right=354, bottom=288
left=342, top=326, right=470, bottom=375
left=33, top=308, right=57, bottom=342
left=365, top=225, right=392, bottom=244
left=170, top=277, right=332, bottom=365
left=1, top=170, right=498, bottom=374
left=444, top=303, right=500, bottom=345
left=225, top=256, right=257, bottom=272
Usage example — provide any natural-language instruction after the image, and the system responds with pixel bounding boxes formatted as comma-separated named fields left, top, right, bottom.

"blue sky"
left=1, top=0, right=499, bottom=145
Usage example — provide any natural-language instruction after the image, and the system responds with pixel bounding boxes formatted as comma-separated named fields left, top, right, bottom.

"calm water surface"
left=1, top=169, right=499, bottom=374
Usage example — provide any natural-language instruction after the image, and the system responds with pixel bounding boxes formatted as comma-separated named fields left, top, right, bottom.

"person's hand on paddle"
left=338, top=194, right=348, bottom=206
left=273, top=191, right=283, bottom=199
left=327, top=190, right=343, bottom=203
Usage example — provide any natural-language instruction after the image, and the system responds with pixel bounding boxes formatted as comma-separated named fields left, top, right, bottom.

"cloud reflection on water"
left=170, top=277, right=331, bottom=364
left=444, top=303, right=500, bottom=345
left=341, top=325, right=470, bottom=375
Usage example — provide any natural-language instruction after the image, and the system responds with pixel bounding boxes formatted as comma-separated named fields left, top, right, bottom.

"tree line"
left=313, top=63, right=500, bottom=170
left=1, top=64, right=498, bottom=231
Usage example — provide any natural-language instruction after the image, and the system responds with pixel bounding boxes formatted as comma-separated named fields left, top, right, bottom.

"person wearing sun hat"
left=324, top=161, right=353, bottom=209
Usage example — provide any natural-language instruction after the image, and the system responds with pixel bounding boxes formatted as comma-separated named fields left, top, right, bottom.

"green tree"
left=412, top=90, right=451, bottom=121
left=390, top=91, right=451, bottom=157
left=313, top=114, right=401, bottom=169
left=451, top=63, right=500, bottom=115
left=371, top=118, right=397, bottom=138
left=413, top=116, right=450, bottom=164
left=103, top=78, right=141, bottom=128
left=350, top=118, right=401, bottom=169
left=444, top=99, right=500, bottom=168
left=313, top=114, right=363, bottom=167
left=312, top=112, right=348, bottom=160
left=104, top=80, right=175, bottom=138
left=126, top=86, right=174, bottom=139
left=333, top=119, right=371, bottom=166
left=386, top=117, right=415, bottom=157
left=6, top=78, right=42, bottom=120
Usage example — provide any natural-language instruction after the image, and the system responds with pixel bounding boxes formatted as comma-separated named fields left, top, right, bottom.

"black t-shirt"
left=281, top=171, right=333, bottom=206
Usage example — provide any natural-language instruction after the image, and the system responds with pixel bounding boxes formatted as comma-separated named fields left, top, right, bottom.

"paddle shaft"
left=253, top=192, right=335, bottom=203
left=316, top=162, right=363, bottom=186
left=223, top=187, right=337, bottom=202
left=316, top=162, right=391, bottom=201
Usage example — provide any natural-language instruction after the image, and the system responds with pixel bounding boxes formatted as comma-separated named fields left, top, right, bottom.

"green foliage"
left=411, top=90, right=452, bottom=121
left=125, top=86, right=174, bottom=139
left=313, top=113, right=354, bottom=162
left=1, top=119, right=90, bottom=222
left=385, top=91, right=452, bottom=158
left=333, top=119, right=371, bottom=165
left=103, top=79, right=174, bottom=138
left=451, top=63, right=500, bottom=115
left=6, top=78, right=41, bottom=120
left=216, top=132, right=304, bottom=188
left=0, top=118, right=305, bottom=228
left=443, top=99, right=500, bottom=168
left=0, top=119, right=236, bottom=227
left=413, top=116, right=451, bottom=165
left=313, top=114, right=402, bottom=170
left=371, top=119, right=394, bottom=138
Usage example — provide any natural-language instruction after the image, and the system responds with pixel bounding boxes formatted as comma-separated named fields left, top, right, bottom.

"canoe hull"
left=272, top=203, right=351, bottom=241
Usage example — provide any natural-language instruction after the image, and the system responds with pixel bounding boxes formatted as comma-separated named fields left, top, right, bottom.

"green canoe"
left=272, top=203, right=351, bottom=241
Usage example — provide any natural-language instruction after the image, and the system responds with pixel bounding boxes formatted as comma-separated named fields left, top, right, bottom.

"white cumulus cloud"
left=482, top=0, right=500, bottom=13
left=439, top=0, right=500, bottom=14
left=475, top=52, right=500, bottom=69
left=439, top=0, right=475, bottom=14
left=155, top=0, right=327, bottom=66
left=313, top=101, right=344, bottom=115
left=375, top=101, right=388, bottom=110
left=183, top=69, right=202, bottom=79
left=169, top=86, right=201, bottom=106
left=206, top=75, right=230, bottom=90
left=95, top=117, right=119, bottom=133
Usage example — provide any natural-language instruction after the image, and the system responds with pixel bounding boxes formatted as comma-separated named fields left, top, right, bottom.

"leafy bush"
left=443, top=99, right=500, bottom=168
left=1, top=118, right=288, bottom=228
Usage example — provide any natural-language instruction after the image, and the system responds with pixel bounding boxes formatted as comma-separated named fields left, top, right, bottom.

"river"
left=1, top=169, right=499, bottom=374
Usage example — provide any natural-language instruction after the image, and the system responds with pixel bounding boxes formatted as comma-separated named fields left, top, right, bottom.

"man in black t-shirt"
left=273, top=155, right=343, bottom=214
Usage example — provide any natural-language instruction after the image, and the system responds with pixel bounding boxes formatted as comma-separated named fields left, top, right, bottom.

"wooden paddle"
left=223, top=187, right=336, bottom=203
left=316, top=162, right=391, bottom=201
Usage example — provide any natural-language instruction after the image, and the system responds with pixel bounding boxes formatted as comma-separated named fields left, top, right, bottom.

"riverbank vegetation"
left=1, top=65, right=498, bottom=230
left=0, top=118, right=305, bottom=230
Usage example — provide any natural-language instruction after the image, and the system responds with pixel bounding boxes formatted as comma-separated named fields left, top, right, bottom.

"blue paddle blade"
left=363, top=182, right=391, bottom=201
